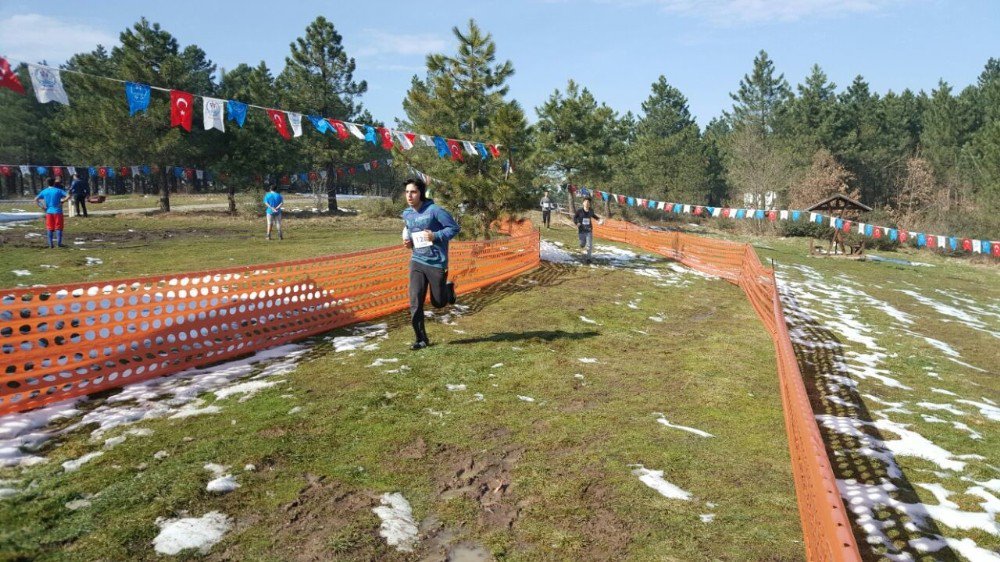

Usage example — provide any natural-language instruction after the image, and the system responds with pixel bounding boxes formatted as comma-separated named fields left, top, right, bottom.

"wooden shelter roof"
left=805, top=194, right=872, bottom=213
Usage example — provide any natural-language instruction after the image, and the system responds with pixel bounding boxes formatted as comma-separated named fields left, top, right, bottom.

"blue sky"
left=1, top=0, right=997, bottom=127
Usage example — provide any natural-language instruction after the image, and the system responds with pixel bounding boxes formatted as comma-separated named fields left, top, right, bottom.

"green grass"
left=0, top=215, right=803, bottom=560
left=0, top=193, right=232, bottom=213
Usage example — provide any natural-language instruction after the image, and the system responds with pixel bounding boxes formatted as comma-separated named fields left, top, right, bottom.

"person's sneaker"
left=410, top=340, right=429, bottom=351
left=446, top=281, right=456, bottom=305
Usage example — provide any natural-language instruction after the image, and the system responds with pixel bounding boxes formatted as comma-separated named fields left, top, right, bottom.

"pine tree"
left=631, top=76, right=711, bottom=202
left=787, top=64, right=837, bottom=150
left=0, top=64, right=59, bottom=196
left=401, top=19, right=530, bottom=237
left=729, top=50, right=792, bottom=136
left=277, top=16, right=370, bottom=212
left=534, top=80, right=621, bottom=210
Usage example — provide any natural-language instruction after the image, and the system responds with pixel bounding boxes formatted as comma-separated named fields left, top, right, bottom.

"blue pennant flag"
left=889, top=229, right=898, bottom=241
left=88, top=166, right=97, bottom=177
left=124, top=82, right=151, bottom=116
left=673, top=203, right=682, bottom=214
left=173, top=167, right=183, bottom=178
left=864, top=224, right=873, bottom=236
left=949, top=237, right=958, bottom=251
left=475, top=142, right=490, bottom=159
left=792, top=210, right=801, bottom=221
left=299, top=173, right=308, bottom=183
left=755, top=210, right=765, bottom=220
left=626, top=197, right=635, bottom=206
left=649, top=200, right=657, bottom=209
left=433, top=136, right=450, bottom=158
left=835, top=218, right=844, bottom=230
left=364, top=125, right=377, bottom=145
left=107, top=167, right=115, bottom=179
left=917, top=233, right=926, bottom=247
left=308, top=115, right=330, bottom=134
left=142, top=165, right=150, bottom=175
left=36, top=166, right=47, bottom=176
left=813, top=213, right=823, bottom=224
left=736, top=209, right=746, bottom=219
left=601, top=191, right=609, bottom=202
left=227, top=100, right=247, bottom=127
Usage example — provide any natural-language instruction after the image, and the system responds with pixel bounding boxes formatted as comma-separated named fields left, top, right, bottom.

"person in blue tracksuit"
left=401, top=178, right=459, bottom=350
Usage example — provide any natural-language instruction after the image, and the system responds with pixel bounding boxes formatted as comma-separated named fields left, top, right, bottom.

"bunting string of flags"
left=0, top=56, right=503, bottom=161
left=568, top=185, right=1000, bottom=257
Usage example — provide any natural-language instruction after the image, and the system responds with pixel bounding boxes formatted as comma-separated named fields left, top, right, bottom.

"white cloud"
left=354, top=30, right=447, bottom=58
left=603, top=0, right=908, bottom=25
left=0, top=14, right=116, bottom=63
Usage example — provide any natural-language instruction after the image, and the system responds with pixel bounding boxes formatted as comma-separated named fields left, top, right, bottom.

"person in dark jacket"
left=401, top=178, right=460, bottom=350
left=68, top=174, right=90, bottom=217
left=573, top=196, right=602, bottom=264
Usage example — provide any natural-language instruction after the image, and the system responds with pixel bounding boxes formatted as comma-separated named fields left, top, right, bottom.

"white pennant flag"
left=829, top=216, right=837, bottom=227
left=346, top=122, right=366, bottom=140
left=809, top=212, right=817, bottom=223
left=287, top=112, right=303, bottom=137
left=858, top=222, right=866, bottom=234
left=395, top=131, right=413, bottom=150
left=936, top=235, right=946, bottom=248
left=320, top=170, right=328, bottom=179
left=203, top=97, right=225, bottom=132
left=196, top=170, right=204, bottom=180
left=19, top=165, right=30, bottom=176
left=972, top=240, right=982, bottom=254
left=28, top=64, right=70, bottom=105
left=682, top=204, right=691, bottom=214
left=363, top=163, right=371, bottom=172
left=462, top=140, right=478, bottom=156
left=711, top=207, right=722, bottom=218
left=67, top=166, right=77, bottom=176
left=657, top=201, right=665, bottom=210
left=419, top=134, right=435, bottom=147
left=131, top=166, right=140, bottom=177
left=779, top=210, right=788, bottom=220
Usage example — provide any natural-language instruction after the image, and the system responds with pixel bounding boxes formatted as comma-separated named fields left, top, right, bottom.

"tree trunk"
left=158, top=167, right=171, bottom=212
left=227, top=181, right=236, bottom=214
left=29, top=172, right=37, bottom=195
left=325, top=164, right=338, bottom=213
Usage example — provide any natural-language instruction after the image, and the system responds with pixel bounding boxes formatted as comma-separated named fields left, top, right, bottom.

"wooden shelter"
left=805, top=194, right=872, bottom=257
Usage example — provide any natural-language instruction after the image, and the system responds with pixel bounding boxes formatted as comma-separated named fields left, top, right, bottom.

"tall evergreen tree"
left=631, top=76, right=711, bottom=202
left=277, top=16, right=370, bottom=212
left=920, top=80, right=975, bottom=206
left=0, top=64, right=59, bottom=196
left=728, top=50, right=792, bottom=136
left=401, top=19, right=531, bottom=237
left=787, top=64, right=837, bottom=150
left=534, top=79, right=621, bottom=208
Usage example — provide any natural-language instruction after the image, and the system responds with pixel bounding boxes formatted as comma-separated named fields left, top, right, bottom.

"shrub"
left=351, top=196, right=399, bottom=219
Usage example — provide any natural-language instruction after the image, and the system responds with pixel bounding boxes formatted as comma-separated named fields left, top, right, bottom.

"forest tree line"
left=1, top=17, right=997, bottom=239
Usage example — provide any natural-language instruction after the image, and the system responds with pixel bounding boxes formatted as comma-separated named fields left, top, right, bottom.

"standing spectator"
left=573, top=196, right=602, bottom=264
left=540, top=190, right=553, bottom=228
left=35, top=178, right=69, bottom=249
left=402, top=178, right=459, bottom=351
left=263, top=185, right=284, bottom=240
left=68, top=173, right=90, bottom=217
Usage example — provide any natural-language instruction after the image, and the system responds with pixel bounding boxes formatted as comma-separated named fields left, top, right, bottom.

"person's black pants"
left=542, top=210, right=551, bottom=227
left=73, top=197, right=87, bottom=217
left=409, top=261, right=448, bottom=344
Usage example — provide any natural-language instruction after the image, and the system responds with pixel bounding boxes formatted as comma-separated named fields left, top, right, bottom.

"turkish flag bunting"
left=0, top=57, right=25, bottom=95
left=308, top=171, right=318, bottom=181
left=170, top=90, right=194, bottom=131
left=121, top=167, right=130, bottom=177
left=377, top=127, right=394, bottom=150
left=962, top=238, right=972, bottom=251
left=873, top=227, right=882, bottom=239
left=447, top=139, right=463, bottom=161
left=328, top=119, right=350, bottom=140
left=0, top=166, right=9, bottom=176
left=617, top=195, right=625, bottom=205
left=266, top=109, right=291, bottom=140
left=53, top=167, right=63, bottom=176
left=488, top=144, right=501, bottom=158
left=992, top=242, right=1000, bottom=257
left=842, top=220, right=852, bottom=233
left=767, top=210, right=777, bottom=222
left=98, top=167, right=108, bottom=178
left=927, top=235, right=937, bottom=249
left=899, top=230, right=908, bottom=243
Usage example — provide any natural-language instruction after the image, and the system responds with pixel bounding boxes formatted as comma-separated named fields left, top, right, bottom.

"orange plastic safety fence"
left=594, top=219, right=860, bottom=562
left=0, top=222, right=539, bottom=416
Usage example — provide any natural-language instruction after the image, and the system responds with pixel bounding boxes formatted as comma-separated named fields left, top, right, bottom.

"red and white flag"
left=170, top=90, right=194, bottom=131
left=266, top=109, right=291, bottom=140
left=0, top=57, right=25, bottom=95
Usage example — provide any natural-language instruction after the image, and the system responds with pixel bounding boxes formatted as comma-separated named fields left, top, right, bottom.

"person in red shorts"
left=35, top=177, right=69, bottom=248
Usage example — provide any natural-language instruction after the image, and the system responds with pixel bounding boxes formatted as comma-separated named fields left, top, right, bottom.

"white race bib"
left=412, top=230, right=433, bottom=248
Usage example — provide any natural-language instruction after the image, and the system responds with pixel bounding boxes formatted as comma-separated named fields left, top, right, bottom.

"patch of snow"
left=700, top=513, right=716, bottom=523
left=956, top=399, right=1000, bottom=422
left=446, top=384, right=466, bottom=392
left=152, top=511, right=231, bottom=555
left=578, top=357, right=598, bottom=364
left=372, top=492, right=419, bottom=552
left=84, top=257, right=102, bottom=266
left=630, top=465, right=692, bottom=500
left=517, top=395, right=535, bottom=402
left=540, top=240, right=577, bottom=264
left=62, top=451, right=103, bottom=472
left=11, top=270, right=31, bottom=276
left=654, top=414, right=714, bottom=438
left=206, top=475, right=240, bottom=494
left=579, top=315, right=599, bottom=325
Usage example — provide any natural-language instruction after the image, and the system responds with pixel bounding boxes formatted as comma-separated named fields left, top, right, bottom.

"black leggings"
left=409, top=261, right=449, bottom=343
left=542, top=210, right=551, bottom=227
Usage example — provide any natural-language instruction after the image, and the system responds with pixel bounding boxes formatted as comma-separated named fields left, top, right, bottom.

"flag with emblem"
left=170, top=90, right=194, bottom=131
left=266, top=109, right=291, bottom=140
